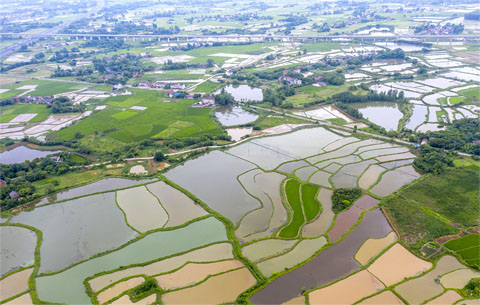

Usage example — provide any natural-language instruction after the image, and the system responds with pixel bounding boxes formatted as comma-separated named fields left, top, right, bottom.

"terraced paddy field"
left=2, top=126, right=478, bottom=304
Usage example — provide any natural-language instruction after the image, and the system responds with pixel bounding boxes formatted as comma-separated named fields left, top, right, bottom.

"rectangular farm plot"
left=96, top=277, right=144, bottom=304
left=116, top=186, right=168, bottom=232
left=357, top=291, right=404, bottom=305
left=242, top=239, right=298, bottom=262
left=445, top=234, right=480, bottom=267
left=0, top=268, right=32, bottom=301
left=146, top=181, right=208, bottom=227
left=156, top=260, right=245, bottom=290
left=355, top=231, right=397, bottom=265
left=395, top=255, right=465, bottom=305
left=9, top=113, right=38, bottom=123
left=161, top=268, right=256, bottom=305
left=308, top=270, right=384, bottom=305
left=367, top=244, right=432, bottom=286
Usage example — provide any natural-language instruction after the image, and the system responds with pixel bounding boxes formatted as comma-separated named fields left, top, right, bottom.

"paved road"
left=1, top=33, right=478, bottom=40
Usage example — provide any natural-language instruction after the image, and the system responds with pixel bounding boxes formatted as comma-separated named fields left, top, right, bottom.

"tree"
left=206, top=59, right=215, bottom=68
left=154, top=151, right=165, bottom=162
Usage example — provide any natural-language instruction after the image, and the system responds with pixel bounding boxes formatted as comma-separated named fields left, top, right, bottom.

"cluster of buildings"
left=192, top=96, right=216, bottom=108
left=10, top=95, right=54, bottom=104
left=137, top=81, right=186, bottom=91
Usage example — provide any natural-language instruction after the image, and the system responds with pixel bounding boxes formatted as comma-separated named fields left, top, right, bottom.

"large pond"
left=351, top=102, right=403, bottom=131
left=216, top=85, right=263, bottom=102
left=215, top=105, right=259, bottom=127
left=0, top=146, right=62, bottom=164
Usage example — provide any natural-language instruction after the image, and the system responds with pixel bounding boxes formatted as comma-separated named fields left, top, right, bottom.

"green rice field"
left=445, top=234, right=480, bottom=268
left=55, top=89, right=222, bottom=142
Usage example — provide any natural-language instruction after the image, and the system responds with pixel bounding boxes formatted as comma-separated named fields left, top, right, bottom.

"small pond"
left=215, top=85, right=263, bottom=102
left=0, top=146, right=62, bottom=164
left=351, top=102, right=403, bottom=131
left=215, top=105, right=258, bottom=127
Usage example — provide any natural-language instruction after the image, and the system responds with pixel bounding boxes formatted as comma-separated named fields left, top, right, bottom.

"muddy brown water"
left=250, top=208, right=391, bottom=304
left=328, top=196, right=379, bottom=242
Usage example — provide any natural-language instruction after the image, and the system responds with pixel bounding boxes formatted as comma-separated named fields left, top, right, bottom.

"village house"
left=9, top=191, right=20, bottom=200
left=193, top=96, right=215, bottom=108
left=279, top=75, right=302, bottom=85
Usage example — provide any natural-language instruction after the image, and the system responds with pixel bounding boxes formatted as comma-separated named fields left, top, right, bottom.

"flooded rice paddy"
left=328, top=196, right=379, bottom=242
left=116, top=186, right=168, bottom=232
left=35, top=177, right=155, bottom=205
left=161, top=268, right=256, bottom=305
left=0, top=268, right=32, bottom=301
left=308, top=270, right=384, bottom=304
left=0, top=226, right=36, bottom=276
left=96, top=277, right=144, bottom=304
left=156, top=260, right=244, bottom=290
left=351, top=102, right=403, bottom=131
left=35, top=217, right=228, bottom=304
left=440, top=268, right=480, bottom=289
left=242, top=239, right=298, bottom=262
left=165, top=151, right=258, bottom=223
left=425, top=290, right=462, bottom=305
left=146, top=181, right=208, bottom=227
left=88, top=242, right=234, bottom=292
left=357, top=291, right=404, bottom=304
left=367, top=243, right=432, bottom=286
left=370, top=165, right=420, bottom=197
left=395, top=255, right=464, bottom=304
left=257, top=237, right=327, bottom=277
left=355, top=232, right=397, bottom=265
left=302, top=188, right=334, bottom=238
left=10, top=192, right=138, bottom=273
left=250, top=209, right=391, bottom=304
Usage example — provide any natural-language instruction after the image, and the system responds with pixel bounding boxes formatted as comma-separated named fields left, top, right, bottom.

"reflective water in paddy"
left=0, top=226, right=36, bottom=276
left=309, top=170, right=331, bottom=187
left=359, top=147, right=408, bottom=159
left=0, top=146, right=61, bottom=165
left=295, top=166, right=318, bottom=182
left=370, top=165, right=420, bottom=197
left=35, top=177, right=156, bottom=205
left=250, top=209, right=391, bottom=304
left=252, top=127, right=342, bottom=159
left=146, top=181, right=208, bottom=227
left=36, top=217, right=227, bottom=304
left=302, top=188, right=334, bottom=238
left=405, top=105, right=428, bottom=131
left=235, top=169, right=286, bottom=243
left=277, top=160, right=309, bottom=174
left=242, top=239, right=298, bottom=262
left=215, top=105, right=259, bottom=127
left=10, top=192, right=138, bottom=273
left=358, top=165, right=386, bottom=190
left=228, top=141, right=293, bottom=170
left=351, top=102, right=403, bottom=131
left=165, top=151, right=258, bottom=223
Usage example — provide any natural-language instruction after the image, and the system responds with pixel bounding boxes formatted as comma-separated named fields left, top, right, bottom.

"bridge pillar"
left=90, top=36, right=93, bottom=40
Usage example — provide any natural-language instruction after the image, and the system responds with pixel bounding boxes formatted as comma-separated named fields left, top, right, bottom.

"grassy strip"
left=301, top=184, right=321, bottom=222
left=279, top=179, right=304, bottom=238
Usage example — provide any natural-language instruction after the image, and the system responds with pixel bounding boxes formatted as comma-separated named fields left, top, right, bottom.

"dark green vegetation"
left=445, top=234, right=480, bottom=268
left=279, top=179, right=304, bottom=238
left=413, top=145, right=454, bottom=174
left=0, top=152, right=76, bottom=209
left=128, top=278, right=159, bottom=302
left=301, top=184, right=321, bottom=222
left=462, top=277, right=480, bottom=297
left=331, top=188, right=362, bottom=213
left=279, top=181, right=321, bottom=238
left=55, top=90, right=223, bottom=143
left=419, top=119, right=480, bottom=155
left=383, top=167, right=479, bottom=252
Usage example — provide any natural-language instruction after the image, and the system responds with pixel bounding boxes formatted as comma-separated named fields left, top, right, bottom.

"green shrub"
left=331, top=188, right=362, bottom=213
